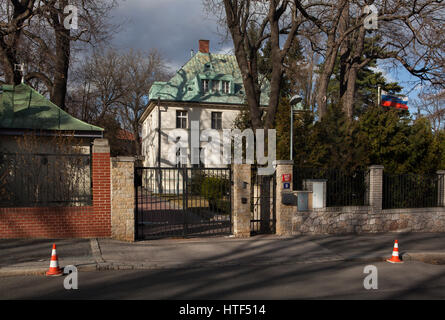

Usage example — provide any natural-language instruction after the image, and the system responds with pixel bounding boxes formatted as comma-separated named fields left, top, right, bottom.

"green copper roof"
left=0, top=83, right=103, bottom=132
left=149, top=52, right=270, bottom=105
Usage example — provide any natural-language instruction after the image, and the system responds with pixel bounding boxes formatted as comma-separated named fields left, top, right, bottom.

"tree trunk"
left=315, top=3, right=349, bottom=119
left=315, top=32, right=341, bottom=119
left=264, top=2, right=284, bottom=130
left=0, top=45, right=22, bottom=84
left=306, top=51, right=315, bottom=110
left=51, top=25, right=70, bottom=110
left=341, top=67, right=358, bottom=119
left=0, top=0, right=35, bottom=85
left=133, top=129, right=141, bottom=155
left=232, top=41, right=263, bottom=130
left=340, top=24, right=366, bottom=120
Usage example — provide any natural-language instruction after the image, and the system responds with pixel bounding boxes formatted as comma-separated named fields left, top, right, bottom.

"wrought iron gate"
left=135, top=167, right=232, bottom=239
left=251, top=166, right=276, bottom=235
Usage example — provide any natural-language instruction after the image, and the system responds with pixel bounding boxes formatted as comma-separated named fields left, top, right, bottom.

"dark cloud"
left=111, top=0, right=233, bottom=71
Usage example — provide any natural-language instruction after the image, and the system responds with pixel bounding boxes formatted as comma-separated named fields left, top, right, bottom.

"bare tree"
left=67, top=49, right=170, bottom=155
left=0, top=0, right=38, bottom=84
left=67, top=49, right=127, bottom=123
left=208, top=1, right=444, bottom=122
left=25, top=0, right=118, bottom=110
left=204, top=0, right=303, bottom=130
left=295, top=0, right=445, bottom=119
left=414, top=88, right=445, bottom=132
left=0, top=0, right=119, bottom=110
left=117, top=49, right=170, bottom=155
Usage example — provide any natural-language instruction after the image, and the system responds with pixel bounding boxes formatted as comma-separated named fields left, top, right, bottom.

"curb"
left=0, top=263, right=98, bottom=277
left=403, top=252, right=445, bottom=265
left=1, top=252, right=445, bottom=277
left=90, top=239, right=105, bottom=263
left=0, top=267, right=47, bottom=277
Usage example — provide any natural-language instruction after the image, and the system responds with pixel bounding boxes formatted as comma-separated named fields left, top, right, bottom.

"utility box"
left=295, top=190, right=312, bottom=211
left=303, top=179, right=327, bottom=209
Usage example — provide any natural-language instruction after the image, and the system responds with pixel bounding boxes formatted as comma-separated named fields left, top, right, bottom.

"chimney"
left=199, top=40, right=209, bottom=53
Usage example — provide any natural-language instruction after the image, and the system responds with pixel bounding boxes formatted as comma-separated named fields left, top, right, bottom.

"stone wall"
left=111, top=157, right=135, bottom=242
left=293, top=206, right=445, bottom=235
left=286, top=164, right=445, bottom=235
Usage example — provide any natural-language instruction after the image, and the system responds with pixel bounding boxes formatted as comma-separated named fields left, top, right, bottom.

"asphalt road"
left=1, top=260, right=445, bottom=299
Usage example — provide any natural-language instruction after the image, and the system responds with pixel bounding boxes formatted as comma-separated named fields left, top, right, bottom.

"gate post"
left=232, top=164, right=251, bottom=237
left=92, top=138, right=112, bottom=237
left=111, top=156, right=136, bottom=242
left=369, top=165, right=384, bottom=213
left=275, top=160, right=295, bottom=236
left=437, top=170, right=445, bottom=207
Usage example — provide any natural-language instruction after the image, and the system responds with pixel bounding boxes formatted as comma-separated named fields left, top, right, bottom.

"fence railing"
left=382, top=172, right=444, bottom=209
left=0, top=153, right=92, bottom=207
left=293, top=167, right=369, bottom=207
left=251, top=165, right=276, bottom=234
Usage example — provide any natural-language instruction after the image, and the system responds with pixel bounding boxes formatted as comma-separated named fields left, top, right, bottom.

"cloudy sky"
left=110, top=0, right=421, bottom=106
left=111, top=0, right=233, bottom=71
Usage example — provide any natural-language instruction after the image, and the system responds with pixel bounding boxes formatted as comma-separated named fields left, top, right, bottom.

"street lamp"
left=289, top=95, right=303, bottom=161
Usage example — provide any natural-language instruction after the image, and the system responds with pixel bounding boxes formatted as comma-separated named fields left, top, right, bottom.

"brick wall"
left=0, top=139, right=111, bottom=239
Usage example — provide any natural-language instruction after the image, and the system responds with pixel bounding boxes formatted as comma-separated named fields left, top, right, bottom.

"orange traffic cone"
left=46, top=244, right=63, bottom=276
left=387, top=240, right=404, bottom=264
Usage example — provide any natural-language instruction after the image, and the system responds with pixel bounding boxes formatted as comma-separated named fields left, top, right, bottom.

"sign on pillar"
left=282, top=173, right=291, bottom=190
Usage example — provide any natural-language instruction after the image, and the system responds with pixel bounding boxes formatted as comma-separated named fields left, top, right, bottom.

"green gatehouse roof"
left=149, top=52, right=270, bottom=105
left=0, top=83, right=103, bottom=133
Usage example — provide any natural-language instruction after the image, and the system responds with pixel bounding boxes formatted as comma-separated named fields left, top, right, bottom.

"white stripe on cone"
left=50, top=260, right=59, bottom=268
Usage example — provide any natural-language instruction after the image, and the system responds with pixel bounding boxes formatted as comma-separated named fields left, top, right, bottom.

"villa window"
left=176, top=110, right=187, bottom=129
left=222, top=81, right=230, bottom=94
left=211, top=80, right=220, bottom=92
left=211, top=112, right=222, bottom=130
left=202, top=79, right=209, bottom=93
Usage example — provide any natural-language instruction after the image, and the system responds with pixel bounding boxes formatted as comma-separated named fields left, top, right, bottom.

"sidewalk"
left=1, top=233, right=445, bottom=276
left=0, top=239, right=97, bottom=276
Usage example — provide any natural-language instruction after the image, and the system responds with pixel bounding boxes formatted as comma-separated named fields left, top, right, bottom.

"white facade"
left=141, top=102, right=242, bottom=169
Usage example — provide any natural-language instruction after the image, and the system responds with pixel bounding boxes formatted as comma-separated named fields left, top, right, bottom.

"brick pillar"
left=111, top=157, right=136, bottom=242
left=437, top=170, right=445, bottom=207
left=232, top=164, right=251, bottom=237
left=92, top=139, right=111, bottom=237
left=369, top=165, right=384, bottom=212
left=275, top=160, right=294, bottom=236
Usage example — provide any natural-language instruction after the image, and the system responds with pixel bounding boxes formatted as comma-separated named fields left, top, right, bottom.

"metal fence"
left=250, top=166, right=276, bottom=235
left=135, top=166, right=232, bottom=239
left=0, top=153, right=92, bottom=207
left=382, top=172, right=444, bottom=209
left=293, top=167, right=369, bottom=207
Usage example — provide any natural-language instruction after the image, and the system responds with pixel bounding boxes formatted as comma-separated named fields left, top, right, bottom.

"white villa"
left=139, top=40, right=270, bottom=169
